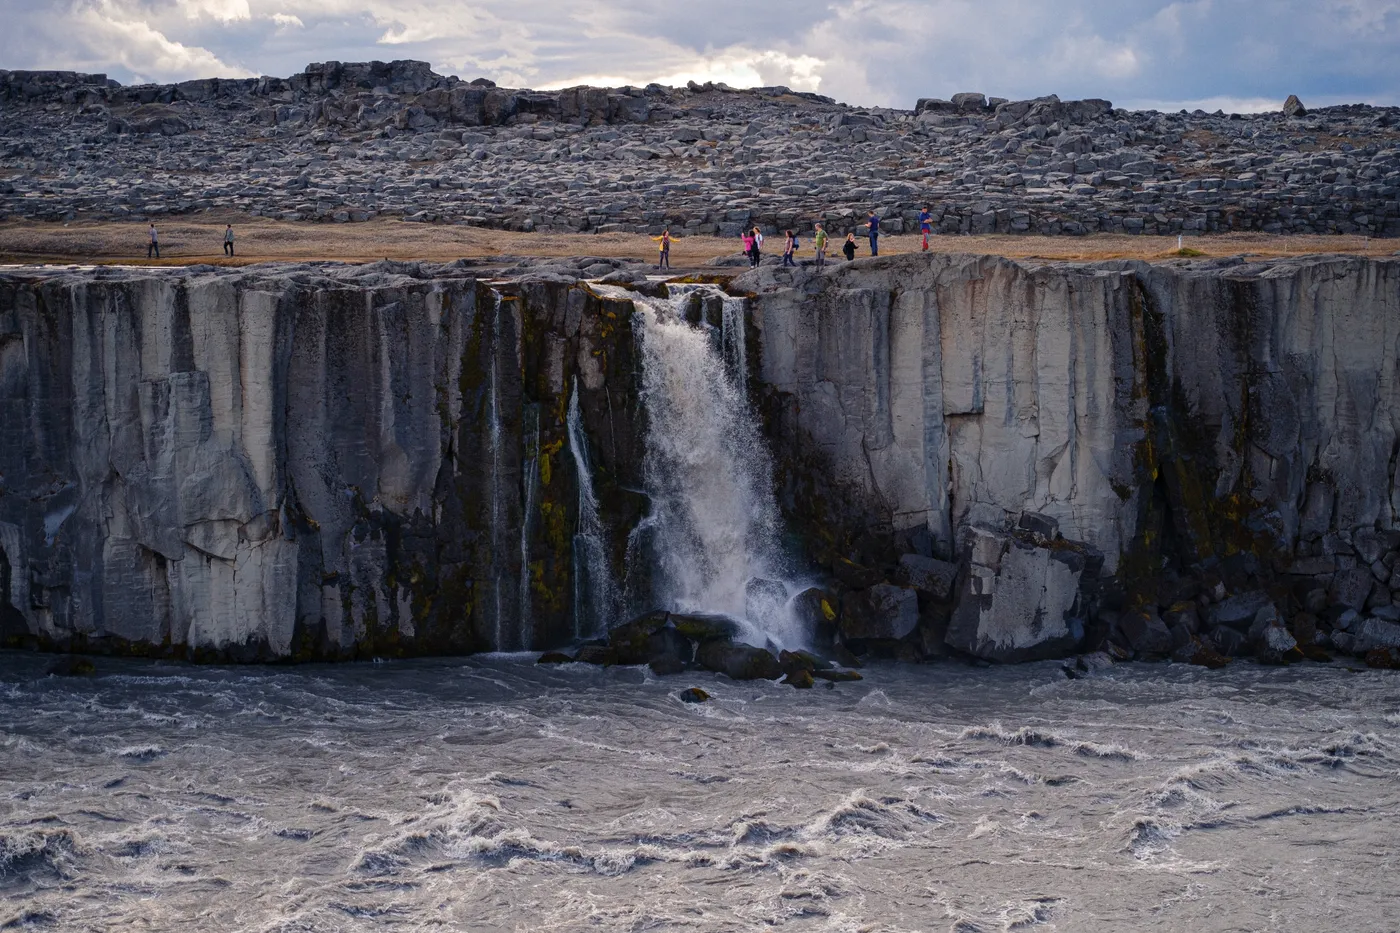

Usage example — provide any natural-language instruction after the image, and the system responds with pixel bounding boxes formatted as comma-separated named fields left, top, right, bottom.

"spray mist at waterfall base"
left=3, top=652, right=1397, bottom=932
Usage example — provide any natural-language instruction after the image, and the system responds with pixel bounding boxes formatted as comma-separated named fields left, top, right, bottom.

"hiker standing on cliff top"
left=651, top=229, right=671, bottom=269
left=843, top=232, right=858, bottom=262
left=814, top=223, right=828, bottom=268
left=223, top=225, right=235, bottom=257
left=919, top=207, right=933, bottom=251
left=782, top=230, right=797, bottom=267
left=147, top=223, right=160, bottom=259
left=741, top=229, right=756, bottom=267
left=864, top=211, right=880, bottom=257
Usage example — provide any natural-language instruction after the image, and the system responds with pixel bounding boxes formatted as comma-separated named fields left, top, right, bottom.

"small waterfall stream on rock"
left=566, top=381, right=617, bottom=638
left=606, top=284, right=805, bottom=648
left=487, top=293, right=508, bottom=650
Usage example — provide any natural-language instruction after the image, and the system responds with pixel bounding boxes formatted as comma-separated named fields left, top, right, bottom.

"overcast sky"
left=2, top=0, right=1397, bottom=112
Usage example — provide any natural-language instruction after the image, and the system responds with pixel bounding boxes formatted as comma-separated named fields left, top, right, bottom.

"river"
left=2, top=652, right=1397, bottom=931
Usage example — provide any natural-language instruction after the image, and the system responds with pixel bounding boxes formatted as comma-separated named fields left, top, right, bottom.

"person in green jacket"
left=814, top=223, right=828, bottom=268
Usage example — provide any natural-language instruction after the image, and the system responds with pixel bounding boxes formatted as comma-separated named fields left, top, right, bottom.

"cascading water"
left=566, top=382, right=618, bottom=638
left=600, top=284, right=806, bottom=648
left=518, top=402, right=541, bottom=650
left=487, top=293, right=508, bottom=650
left=720, top=296, right=748, bottom=399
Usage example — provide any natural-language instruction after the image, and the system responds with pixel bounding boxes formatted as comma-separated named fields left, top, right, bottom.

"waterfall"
left=600, top=284, right=805, bottom=648
left=720, top=296, right=748, bottom=400
left=518, top=403, right=541, bottom=650
left=566, top=382, right=617, bottom=638
left=487, top=294, right=507, bottom=650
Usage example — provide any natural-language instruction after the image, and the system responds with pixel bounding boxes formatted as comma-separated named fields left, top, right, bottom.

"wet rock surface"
left=2, top=63, right=1397, bottom=238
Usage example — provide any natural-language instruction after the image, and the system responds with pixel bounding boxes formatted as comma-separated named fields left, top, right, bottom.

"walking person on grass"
left=147, top=223, right=160, bottom=259
left=223, top=225, right=235, bottom=257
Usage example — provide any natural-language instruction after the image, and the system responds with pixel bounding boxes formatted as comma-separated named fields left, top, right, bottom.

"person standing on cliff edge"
left=919, top=207, right=933, bottom=251
left=814, top=223, right=828, bottom=268
left=147, top=223, right=160, bottom=259
left=223, top=225, right=235, bottom=257
left=864, top=211, right=880, bottom=257
left=651, top=229, right=671, bottom=269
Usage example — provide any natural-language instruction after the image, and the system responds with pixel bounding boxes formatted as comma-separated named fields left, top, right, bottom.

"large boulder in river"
left=899, top=554, right=958, bottom=601
left=944, top=525, right=1090, bottom=663
left=670, top=613, right=742, bottom=643
left=840, top=584, right=919, bottom=641
left=609, top=610, right=671, bottom=664
left=696, top=641, right=782, bottom=680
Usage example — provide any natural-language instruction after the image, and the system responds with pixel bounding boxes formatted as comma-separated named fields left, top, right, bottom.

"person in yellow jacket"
left=651, top=229, right=672, bottom=269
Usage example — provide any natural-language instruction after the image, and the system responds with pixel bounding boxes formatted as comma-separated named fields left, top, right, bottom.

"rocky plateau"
left=2, top=60, right=1399, bottom=240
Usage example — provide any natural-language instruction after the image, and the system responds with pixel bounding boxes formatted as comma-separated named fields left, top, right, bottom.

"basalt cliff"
left=2, top=253, right=1398, bottom=667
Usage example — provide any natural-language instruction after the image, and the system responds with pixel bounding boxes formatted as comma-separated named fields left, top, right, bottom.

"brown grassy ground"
left=0, top=215, right=1395, bottom=268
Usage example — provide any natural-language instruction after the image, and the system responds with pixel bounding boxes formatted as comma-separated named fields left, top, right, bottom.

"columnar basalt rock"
left=744, top=253, right=1400, bottom=662
left=4, top=253, right=1400, bottom=665
left=0, top=261, right=645, bottom=659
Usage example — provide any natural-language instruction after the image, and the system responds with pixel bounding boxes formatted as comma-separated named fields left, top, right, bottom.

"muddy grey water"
left=3, top=654, right=1398, bottom=932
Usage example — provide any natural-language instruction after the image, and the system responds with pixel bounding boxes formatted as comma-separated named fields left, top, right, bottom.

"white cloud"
left=269, top=12, right=304, bottom=28
left=178, top=0, right=251, bottom=21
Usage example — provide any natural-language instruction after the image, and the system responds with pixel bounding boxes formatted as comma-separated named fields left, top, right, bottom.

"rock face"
left=1, top=63, right=1397, bottom=238
left=748, top=253, right=1400, bottom=661
left=748, top=254, right=1400, bottom=565
left=7, top=252, right=1400, bottom=664
left=0, top=262, right=647, bottom=659
left=944, top=525, right=1092, bottom=662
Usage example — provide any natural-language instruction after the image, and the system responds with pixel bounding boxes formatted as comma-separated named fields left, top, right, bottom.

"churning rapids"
left=2, top=653, right=1399, bottom=932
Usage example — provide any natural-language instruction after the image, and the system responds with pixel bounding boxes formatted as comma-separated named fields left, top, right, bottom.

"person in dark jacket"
left=842, top=232, right=858, bottom=262
left=864, top=211, right=880, bottom=256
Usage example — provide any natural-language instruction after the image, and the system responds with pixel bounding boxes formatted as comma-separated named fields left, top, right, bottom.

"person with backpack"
left=782, top=230, right=797, bottom=267
left=751, top=226, right=764, bottom=266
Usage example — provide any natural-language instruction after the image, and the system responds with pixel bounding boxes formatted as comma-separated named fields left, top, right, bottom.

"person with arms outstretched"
left=651, top=229, right=671, bottom=269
